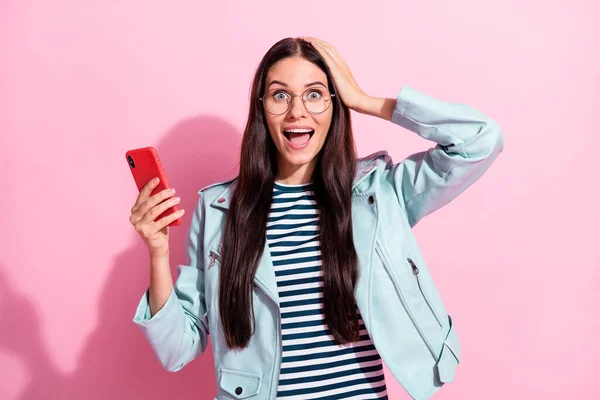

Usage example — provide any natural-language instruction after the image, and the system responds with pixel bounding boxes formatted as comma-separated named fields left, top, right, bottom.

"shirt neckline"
left=273, top=181, right=313, bottom=192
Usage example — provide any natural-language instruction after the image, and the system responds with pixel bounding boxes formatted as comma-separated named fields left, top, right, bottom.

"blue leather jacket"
left=133, top=85, right=504, bottom=400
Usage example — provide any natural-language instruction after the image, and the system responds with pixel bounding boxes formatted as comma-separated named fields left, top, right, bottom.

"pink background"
left=1, top=1, right=598, bottom=399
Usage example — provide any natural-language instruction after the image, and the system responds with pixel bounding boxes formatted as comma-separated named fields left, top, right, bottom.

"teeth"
left=284, top=129, right=313, bottom=133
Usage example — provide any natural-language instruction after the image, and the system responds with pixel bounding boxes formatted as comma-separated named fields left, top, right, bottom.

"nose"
left=287, top=95, right=306, bottom=119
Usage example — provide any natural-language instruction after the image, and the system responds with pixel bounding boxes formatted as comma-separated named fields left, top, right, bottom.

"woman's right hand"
left=129, top=177, right=185, bottom=258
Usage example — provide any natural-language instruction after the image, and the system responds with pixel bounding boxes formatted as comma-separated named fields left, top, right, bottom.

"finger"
left=131, top=187, right=176, bottom=224
left=320, top=43, right=345, bottom=65
left=302, top=37, right=329, bottom=53
left=152, top=208, right=186, bottom=232
left=319, top=43, right=352, bottom=76
left=131, top=187, right=173, bottom=225
left=303, top=36, right=330, bottom=48
left=132, top=177, right=161, bottom=213
left=303, top=38, right=354, bottom=89
left=140, top=195, right=182, bottom=226
left=308, top=38, right=345, bottom=68
left=310, top=42, right=340, bottom=71
left=305, top=37, right=336, bottom=55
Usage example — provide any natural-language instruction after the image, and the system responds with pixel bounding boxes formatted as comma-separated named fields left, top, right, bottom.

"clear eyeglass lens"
left=263, top=89, right=331, bottom=114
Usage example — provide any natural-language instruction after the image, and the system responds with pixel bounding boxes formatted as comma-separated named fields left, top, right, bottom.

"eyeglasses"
left=259, top=87, right=335, bottom=115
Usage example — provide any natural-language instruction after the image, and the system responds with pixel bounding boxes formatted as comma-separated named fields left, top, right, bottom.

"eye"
left=305, top=90, right=323, bottom=101
left=272, top=91, right=290, bottom=101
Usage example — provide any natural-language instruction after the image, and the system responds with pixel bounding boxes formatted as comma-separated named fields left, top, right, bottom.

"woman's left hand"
left=301, top=37, right=369, bottom=112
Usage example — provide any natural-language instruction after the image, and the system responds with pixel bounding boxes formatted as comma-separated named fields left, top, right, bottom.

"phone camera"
left=128, top=155, right=136, bottom=168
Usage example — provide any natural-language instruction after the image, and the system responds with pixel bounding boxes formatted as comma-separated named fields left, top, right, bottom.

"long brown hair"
left=219, top=37, right=359, bottom=349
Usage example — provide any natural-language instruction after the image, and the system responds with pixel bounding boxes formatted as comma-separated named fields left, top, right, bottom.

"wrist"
left=352, top=93, right=373, bottom=114
left=149, top=250, right=170, bottom=264
left=356, top=95, right=395, bottom=121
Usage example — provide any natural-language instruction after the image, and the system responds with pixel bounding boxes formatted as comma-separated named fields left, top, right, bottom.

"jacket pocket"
left=375, top=241, right=437, bottom=358
left=407, top=257, right=444, bottom=328
left=218, top=368, right=262, bottom=399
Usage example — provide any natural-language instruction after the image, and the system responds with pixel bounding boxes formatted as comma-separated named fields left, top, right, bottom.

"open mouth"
left=283, top=128, right=315, bottom=147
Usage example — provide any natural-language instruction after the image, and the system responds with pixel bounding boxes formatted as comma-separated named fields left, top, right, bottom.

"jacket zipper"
left=408, top=257, right=443, bottom=328
left=375, top=242, right=437, bottom=359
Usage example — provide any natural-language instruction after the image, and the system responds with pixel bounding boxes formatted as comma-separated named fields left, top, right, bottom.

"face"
left=263, top=56, right=334, bottom=182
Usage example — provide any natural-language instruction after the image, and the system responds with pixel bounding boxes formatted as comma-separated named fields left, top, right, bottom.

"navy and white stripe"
left=267, top=181, right=388, bottom=400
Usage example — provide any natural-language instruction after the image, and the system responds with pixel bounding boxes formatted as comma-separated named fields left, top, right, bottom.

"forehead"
left=266, top=56, right=328, bottom=89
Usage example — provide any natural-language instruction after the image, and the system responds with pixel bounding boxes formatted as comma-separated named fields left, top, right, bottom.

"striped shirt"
left=267, top=181, right=388, bottom=400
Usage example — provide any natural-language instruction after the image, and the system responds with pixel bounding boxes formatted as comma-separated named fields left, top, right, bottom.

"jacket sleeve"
left=387, top=85, right=504, bottom=227
left=132, top=192, right=209, bottom=372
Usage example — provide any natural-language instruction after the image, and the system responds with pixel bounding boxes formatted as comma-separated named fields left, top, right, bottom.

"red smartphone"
left=125, top=146, right=182, bottom=227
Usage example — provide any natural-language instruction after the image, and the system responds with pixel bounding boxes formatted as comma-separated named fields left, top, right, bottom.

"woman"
left=130, top=37, right=503, bottom=400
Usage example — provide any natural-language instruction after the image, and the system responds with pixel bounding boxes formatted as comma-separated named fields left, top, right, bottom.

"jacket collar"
left=208, top=151, right=388, bottom=305
left=209, top=151, right=387, bottom=211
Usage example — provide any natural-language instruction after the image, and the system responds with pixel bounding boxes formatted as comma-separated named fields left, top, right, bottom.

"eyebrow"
left=267, top=80, right=327, bottom=89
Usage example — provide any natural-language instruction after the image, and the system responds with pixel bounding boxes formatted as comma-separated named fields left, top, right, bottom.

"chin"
left=283, top=151, right=317, bottom=166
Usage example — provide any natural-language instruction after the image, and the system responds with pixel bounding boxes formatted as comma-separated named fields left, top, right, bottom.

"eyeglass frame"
left=258, top=87, right=336, bottom=115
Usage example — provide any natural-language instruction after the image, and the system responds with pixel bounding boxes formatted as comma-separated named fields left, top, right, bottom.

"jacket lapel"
left=207, top=153, right=385, bottom=307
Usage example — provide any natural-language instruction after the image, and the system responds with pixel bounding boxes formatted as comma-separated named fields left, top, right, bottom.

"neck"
left=275, top=159, right=316, bottom=185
